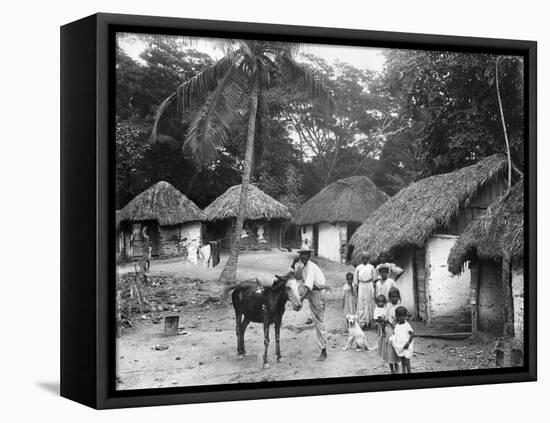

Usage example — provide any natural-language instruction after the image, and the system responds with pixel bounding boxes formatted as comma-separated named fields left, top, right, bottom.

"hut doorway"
left=347, top=222, right=361, bottom=241
left=269, top=222, right=281, bottom=249
left=130, top=221, right=161, bottom=258
left=146, top=223, right=160, bottom=258
left=312, top=224, right=319, bottom=256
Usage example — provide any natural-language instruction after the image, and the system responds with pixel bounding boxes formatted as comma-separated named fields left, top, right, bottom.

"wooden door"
left=312, top=224, right=319, bottom=256
left=148, top=223, right=160, bottom=257
left=414, top=247, right=428, bottom=321
left=269, top=222, right=280, bottom=249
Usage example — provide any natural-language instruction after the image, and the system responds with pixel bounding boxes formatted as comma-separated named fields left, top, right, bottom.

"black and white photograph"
left=113, top=31, right=527, bottom=391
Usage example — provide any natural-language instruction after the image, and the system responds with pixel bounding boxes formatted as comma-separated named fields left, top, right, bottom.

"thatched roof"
left=349, top=154, right=508, bottom=262
left=203, top=184, right=291, bottom=222
left=118, top=181, right=204, bottom=226
left=293, top=176, right=389, bottom=225
left=448, top=181, right=524, bottom=274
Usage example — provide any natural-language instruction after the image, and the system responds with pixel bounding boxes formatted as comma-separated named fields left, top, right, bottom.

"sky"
left=117, top=33, right=387, bottom=73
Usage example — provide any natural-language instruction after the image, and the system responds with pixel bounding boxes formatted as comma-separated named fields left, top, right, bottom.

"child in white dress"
left=373, top=295, right=387, bottom=337
left=342, top=272, right=356, bottom=317
left=389, top=305, right=414, bottom=373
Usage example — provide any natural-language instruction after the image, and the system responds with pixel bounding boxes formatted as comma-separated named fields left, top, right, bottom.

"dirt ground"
left=116, top=251, right=498, bottom=391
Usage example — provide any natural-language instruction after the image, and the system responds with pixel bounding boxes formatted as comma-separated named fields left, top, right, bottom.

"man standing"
left=354, top=254, right=375, bottom=329
left=290, top=248, right=328, bottom=361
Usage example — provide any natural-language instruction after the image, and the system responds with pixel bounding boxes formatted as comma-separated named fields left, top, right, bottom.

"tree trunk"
left=501, top=254, right=515, bottom=338
left=218, top=76, right=260, bottom=283
left=495, top=57, right=512, bottom=191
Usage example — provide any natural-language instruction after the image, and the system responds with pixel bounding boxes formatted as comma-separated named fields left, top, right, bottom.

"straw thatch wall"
left=203, top=184, right=291, bottom=221
left=118, top=181, right=204, bottom=226
left=448, top=181, right=524, bottom=275
left=349, top=154, right=508, bottom=263
left=293, top=176, right=388, bottom=225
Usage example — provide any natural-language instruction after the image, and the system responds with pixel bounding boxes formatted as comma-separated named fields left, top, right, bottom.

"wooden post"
left=116, top=289, right=122, bottom=338
left=133, top=264, right=145, bottom=315
left=470, top=259, right=480, bottom=335
left=424, top=245, right=432, bottom=327
left=501, top=254, right=515, bottom=338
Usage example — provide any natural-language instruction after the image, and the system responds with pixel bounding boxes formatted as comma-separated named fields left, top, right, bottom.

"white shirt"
left=302, top=260, right=326, bottom=290
left=373, top=305, right=387, bottom=320
left=354, top=263, right=374, bottom=285
left=376, top=278, right=397, bottom=300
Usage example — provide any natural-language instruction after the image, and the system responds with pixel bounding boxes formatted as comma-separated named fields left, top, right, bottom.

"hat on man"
left=297, top=247, right=314, bottom=254
left=376, top=263, right=391, bottom=271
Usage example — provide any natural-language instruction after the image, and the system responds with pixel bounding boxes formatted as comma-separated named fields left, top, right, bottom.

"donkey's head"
left=274, top=273, right=302, bottom=311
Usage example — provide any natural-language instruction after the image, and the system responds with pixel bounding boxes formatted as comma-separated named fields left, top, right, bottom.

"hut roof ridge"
left=448, top=181, right=524, bottom=274
left=348, top=154, right=508, bottom=262
left=293, top=175, right=389, bottom=225
left=203, top=184, right=291, bottom=221
left=118, top=181, right=205, bottom=226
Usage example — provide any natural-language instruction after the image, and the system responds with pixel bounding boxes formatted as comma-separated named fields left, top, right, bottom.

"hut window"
left=302, top=227, right=306, bottom=234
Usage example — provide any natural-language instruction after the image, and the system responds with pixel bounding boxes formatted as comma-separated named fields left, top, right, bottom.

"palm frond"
left=276, top=54, right=334, bottom=114
left=149, top=56, right=233, bottom=143
left=184, top=67, right=249, bottom=164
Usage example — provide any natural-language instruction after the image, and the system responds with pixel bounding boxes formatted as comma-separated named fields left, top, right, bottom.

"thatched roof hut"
left=117, top=182, right=205, bottom=259
left=349, top=154, right=508, bottom=263
left=203, top=184, right=290, bottom=251
left=118, top=181, right=204, bottom=225
left=448, top=181, right=524, bottom=275
left=293, top=176, right=388, bottom=225
left=203, top=184, right=291, bottom=221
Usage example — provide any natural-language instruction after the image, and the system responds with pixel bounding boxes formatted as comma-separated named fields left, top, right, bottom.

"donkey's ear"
left=275, top=274, right=283, bottom=281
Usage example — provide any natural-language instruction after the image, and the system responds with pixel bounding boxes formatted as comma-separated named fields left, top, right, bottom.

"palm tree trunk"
left=218, top=76, right=260, bottom=283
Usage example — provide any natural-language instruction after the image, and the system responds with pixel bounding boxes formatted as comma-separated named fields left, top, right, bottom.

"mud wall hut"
left=293, top=176, right=389, bottom=262
left=448, top=182, right=524, bottom=338
left=348, top=154, right=509, bottom=328
left=203, top=184, right=291, bottom=251
left=118, top=181, right=205, bottom=259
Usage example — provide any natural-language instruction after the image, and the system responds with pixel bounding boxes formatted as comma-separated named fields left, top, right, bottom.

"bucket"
left=164, top=315, right=180, bottom=336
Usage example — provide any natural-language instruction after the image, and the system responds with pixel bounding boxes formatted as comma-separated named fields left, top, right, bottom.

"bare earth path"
left=116, top=251, right=496, bottom=390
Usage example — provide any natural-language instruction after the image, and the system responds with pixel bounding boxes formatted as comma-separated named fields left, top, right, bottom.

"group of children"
left=342, top=270, right=414, bottom=374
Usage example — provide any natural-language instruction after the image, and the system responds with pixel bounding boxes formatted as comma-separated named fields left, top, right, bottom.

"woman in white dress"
left=354, top=254, right=375, bottom=329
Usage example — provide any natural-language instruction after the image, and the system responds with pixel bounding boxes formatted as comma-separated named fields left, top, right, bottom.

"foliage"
left=375, top=50, right=524, bottom=188
left=115, top=36, right=525, bottom=234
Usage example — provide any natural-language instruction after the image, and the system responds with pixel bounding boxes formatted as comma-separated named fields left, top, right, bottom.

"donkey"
left=225, top=274, right=303, bottom=368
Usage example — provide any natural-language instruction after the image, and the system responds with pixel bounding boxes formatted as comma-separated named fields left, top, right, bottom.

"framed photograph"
left=61, top=13, right=537, bottom=409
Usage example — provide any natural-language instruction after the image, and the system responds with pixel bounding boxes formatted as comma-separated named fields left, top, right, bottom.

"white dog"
left=343, top=314, right=377, bottom=351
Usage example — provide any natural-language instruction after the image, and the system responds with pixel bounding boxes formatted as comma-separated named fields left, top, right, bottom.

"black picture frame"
left=60, top=12, right=537, bottom=409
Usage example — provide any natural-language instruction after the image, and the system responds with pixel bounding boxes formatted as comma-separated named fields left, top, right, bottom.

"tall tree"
left=279, top=56, right=405, bottom=192
left=376, top=50, right=524, bottom=189
left=151, top=40, right=332, bottom=282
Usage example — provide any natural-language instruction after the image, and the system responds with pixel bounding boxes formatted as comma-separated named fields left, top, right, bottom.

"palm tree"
left=150, top=40, right=333, bottom=282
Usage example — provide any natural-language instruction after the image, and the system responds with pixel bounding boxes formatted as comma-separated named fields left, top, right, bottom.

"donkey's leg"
left=235, top=308, right=244, bottom=358
left=240, top=317, right=250, bottom=354
left=263, top=321, right=271, bottom=369
left=275, top=319, right=282, bottom=362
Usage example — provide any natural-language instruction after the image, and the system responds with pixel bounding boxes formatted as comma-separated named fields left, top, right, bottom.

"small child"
left=389, top=306, right=414, bottom=373
left=373, top=295, right=387, bottom=344
left=380, top=287, right=401, bottom=373
left=342, top=272, right=356, bottom=317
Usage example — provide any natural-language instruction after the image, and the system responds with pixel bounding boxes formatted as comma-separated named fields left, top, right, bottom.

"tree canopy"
left=116, top=36, right=524, bottom=211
